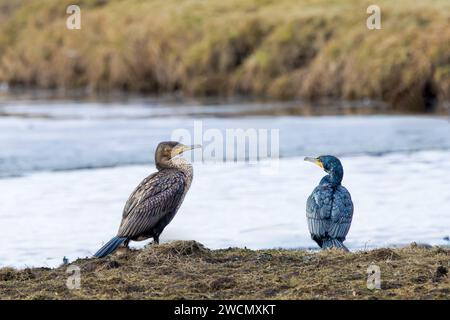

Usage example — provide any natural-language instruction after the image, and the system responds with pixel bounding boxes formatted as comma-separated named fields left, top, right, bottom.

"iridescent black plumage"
left=305, top=155, right=353, bottom=251
left=94, top=141, right=200, bottom=258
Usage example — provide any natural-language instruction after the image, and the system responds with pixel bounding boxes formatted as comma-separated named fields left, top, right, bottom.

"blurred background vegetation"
left=0, top=0, right=449, bottom=112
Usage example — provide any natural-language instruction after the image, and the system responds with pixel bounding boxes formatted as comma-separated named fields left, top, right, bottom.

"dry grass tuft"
left=365, top=248, right=401, bottom=261
left=135, top=240, right=211, bottom=264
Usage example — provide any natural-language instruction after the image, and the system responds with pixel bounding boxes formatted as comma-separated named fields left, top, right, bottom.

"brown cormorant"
left=304, top=155, right=354, bottom=251
left=94, top=141, right=201, bottom=258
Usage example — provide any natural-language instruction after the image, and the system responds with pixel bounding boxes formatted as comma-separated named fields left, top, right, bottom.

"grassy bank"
left=0, top=241, right=448, bottom=299
left=0, top=0, right=449, bottom=112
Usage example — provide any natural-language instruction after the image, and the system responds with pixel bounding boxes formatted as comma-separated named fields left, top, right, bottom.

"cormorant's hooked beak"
left=172, top=144, right=202, bottom=157
left=304, top=157, right=324, bottom=169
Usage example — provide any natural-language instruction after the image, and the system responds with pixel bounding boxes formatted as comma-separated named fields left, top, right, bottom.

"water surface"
left=0, top=99, right=449, bottom=267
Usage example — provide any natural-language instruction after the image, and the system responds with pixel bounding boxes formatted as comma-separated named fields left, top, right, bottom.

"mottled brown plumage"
left=94, top=141, right=201, bottom=258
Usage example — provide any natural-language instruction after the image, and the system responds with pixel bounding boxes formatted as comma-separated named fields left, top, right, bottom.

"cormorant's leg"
left=153, top=235, right=160, bottom=245
left=124, top=239, right=130, bottom=249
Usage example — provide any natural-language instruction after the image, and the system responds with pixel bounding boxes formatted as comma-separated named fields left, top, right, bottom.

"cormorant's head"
left=304, top=155, right=344, bottom=184
left=304, top=155, right=341, bottom=172
left=155, top=141, right=202, bottom=168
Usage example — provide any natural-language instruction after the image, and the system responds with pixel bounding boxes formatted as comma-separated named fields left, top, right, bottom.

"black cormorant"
left=304, top=155, right=353, bottom=251
left=94, top=141, right=201, bottom=258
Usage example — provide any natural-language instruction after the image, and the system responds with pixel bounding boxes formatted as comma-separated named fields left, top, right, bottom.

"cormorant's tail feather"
left=94, top=236, right=127, bottom=258
left=322, top=239, right=349, bottom=252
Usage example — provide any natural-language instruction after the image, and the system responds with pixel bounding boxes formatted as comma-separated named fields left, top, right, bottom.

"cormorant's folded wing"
left=121, top=172, right=158, bottom=219
left=306, top=185, right=333, bottom=238
left=118, top=170, right=186, bottom=238
left=328, top=186, right=354, bottom=239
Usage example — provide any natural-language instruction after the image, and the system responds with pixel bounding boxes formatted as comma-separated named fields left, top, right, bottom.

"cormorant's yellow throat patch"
left=316, top=159, right=324, bottom=168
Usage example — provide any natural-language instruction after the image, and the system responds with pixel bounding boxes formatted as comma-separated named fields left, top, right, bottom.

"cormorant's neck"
left=320, top=166, right=343, bottom=186
left=156, top=157, right=192, bottom=172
